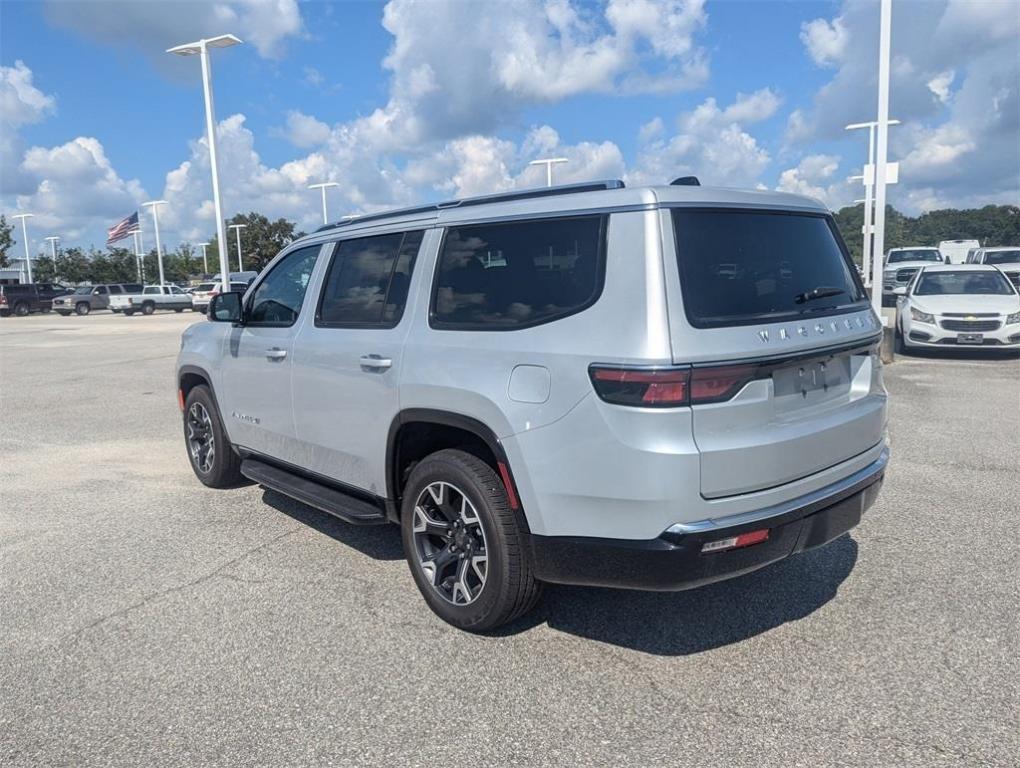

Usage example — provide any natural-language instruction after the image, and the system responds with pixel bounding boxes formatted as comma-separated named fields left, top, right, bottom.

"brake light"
left=590, top=363, right=757, bottom=407
left=689, top=365, right=756, bottom=404
left=589, top=367, right=690, bottom=407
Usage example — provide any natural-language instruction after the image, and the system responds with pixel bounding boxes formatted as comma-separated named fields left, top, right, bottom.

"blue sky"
left=2, top=0, right=1016, bottom=252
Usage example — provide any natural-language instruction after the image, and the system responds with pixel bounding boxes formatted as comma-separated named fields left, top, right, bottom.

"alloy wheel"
left=186, top=402, right=216, bottom=474
left=412, top=481, right=488, bottom=605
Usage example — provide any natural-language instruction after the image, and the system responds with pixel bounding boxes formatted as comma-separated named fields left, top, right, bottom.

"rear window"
left=121, top=284, right=143, bottom=293
left=914, top=271, right=1014, bottom=296
left=671, top=209, right=866, bottom=328
left=887, top=249, right=942, bottom=264
left=984, top=250, right=1020, bottom=266
left=431, top=215, right=605, bottom=330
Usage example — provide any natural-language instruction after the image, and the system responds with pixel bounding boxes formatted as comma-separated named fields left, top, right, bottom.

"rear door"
left=662, top=207, right=886, bottom=498
left=291, top=229, right=428, bottom=494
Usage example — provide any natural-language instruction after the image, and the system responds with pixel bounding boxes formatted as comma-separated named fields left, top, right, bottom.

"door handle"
left=359, top=354, right=392, bottom=370
left=265, top=347, right=288, bottom=361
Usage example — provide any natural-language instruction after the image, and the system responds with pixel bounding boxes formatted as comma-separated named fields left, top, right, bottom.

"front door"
left=292, top=229, right=429, bottom=496
left=220, top=244, right=323, bottom=462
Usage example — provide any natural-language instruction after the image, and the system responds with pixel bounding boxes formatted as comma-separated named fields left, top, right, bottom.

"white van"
left=937, top=240, right=980, bottom=265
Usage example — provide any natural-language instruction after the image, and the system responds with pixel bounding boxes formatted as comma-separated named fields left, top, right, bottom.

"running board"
left=240, top=458, right=388, bottom=526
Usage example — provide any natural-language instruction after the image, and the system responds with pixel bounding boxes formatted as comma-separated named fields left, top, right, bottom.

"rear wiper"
left=795, top=286, right=846, bottom=304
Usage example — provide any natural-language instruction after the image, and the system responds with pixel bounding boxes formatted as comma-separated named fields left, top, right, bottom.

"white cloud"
left=776, top=153, right=842, bottom=205
left=43, top=0, right=304, bottom=61
left=788, top=0, right=1019, bottom=213
left=800, top=16, right=849, bottom=68
left=631, top=90, right=776, bottom=188
left=0, top=60, right=56, bottom=128
left=10, top=137, right=148, bottom=248
left=277, top=111, right=332, bottom=148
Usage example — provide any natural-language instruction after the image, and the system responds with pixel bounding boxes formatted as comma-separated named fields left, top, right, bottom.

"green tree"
left=33, top=254, right=57, bottom=282
left=55, top=247, right=91, bottom=283
left=207, top=212, right=301, bottom=273
left=0, top=215, right=14, bottom=268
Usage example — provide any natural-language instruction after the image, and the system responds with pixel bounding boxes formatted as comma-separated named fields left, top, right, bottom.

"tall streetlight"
left=870, top=0, right=894, bottom=318
left=129, top=228, right=143, bottom=282
left=228, top=223, right=247, bottom=272
left=45, top=236, right=60, bottom=259
left=142, top=200, right=167, bottom=285
left=846, top=118, right=900, bottom=288
left=309, top=181, right=340, bottom=225
left=167, top=34, right=243, bottom=293
left=197, top=242, right=210, bottom=274
left=529, top=157, right=568, bottom=187
left=11, top=213, right=34, bottom=283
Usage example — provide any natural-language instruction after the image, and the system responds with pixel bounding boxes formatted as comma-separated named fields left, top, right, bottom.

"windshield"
left=914, top=271, right=1014, bottom=296
left=888, top=249, right=941, bottom=264
left=672, top=209, right=866, bottom=328
left=984, top=250, right=1020, bottom=266
left=195, top=283, right=216, bottom=291
left=74, top=286, right=92, bottom=294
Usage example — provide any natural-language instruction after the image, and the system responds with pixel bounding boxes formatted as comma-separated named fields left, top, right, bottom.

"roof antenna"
left=670, top=176, right=700, bottom=186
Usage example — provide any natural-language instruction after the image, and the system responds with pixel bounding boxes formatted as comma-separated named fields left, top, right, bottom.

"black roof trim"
left=315, top=179, right=625, bottom=233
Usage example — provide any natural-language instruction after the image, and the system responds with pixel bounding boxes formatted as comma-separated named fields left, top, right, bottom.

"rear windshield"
left=914, top=271, right=1014, bottom=296
left=984, top=250, right=1020, bottom=265
left=671, top=209, right=866, bottom=328
left=887, top=249, right=942, bottom=263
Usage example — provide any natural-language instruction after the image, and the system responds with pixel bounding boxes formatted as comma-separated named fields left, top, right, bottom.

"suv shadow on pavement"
left=263, top=487, right=857, bottom=654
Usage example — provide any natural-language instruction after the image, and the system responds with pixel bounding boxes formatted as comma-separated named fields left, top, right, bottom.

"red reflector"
left=690, top=364, right=756, bottom=404
left=177, top=389, right=185, bottom=411
left=701, top=528, right=769, bottom=553
left=497, top=461, right=520, bottom=510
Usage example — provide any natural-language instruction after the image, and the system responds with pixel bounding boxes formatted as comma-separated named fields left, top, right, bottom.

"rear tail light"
left=0, top=295, right=6, bottom=306
left=590, top=364, right=757, bottom=407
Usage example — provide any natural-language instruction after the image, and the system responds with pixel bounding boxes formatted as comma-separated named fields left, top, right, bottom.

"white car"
left=894, top=264, right=1020, bottom=352
left=937, top=239, right=980, bottom=265
left=109, top=284, right=194, bottom=315
left=881, top=247, right=943, bottom=305
left=966, top=247, right=1020, bottom=291
left=190, top=281, right=249, bottom=313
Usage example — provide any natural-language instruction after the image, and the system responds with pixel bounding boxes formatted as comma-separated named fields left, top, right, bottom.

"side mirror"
left=209, top=291, right=243, bottom=323
left=892, top=286, right=907, bottom=296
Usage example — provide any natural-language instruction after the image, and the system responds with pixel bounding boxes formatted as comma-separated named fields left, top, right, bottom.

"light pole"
left=11, top=213, right=34, bottom=283
left=871, top=0, right=894, bottom=318
left=142, top=200, right=167, bottom=285
left=197, top=242, right=210, bottom=274
left=309, top=181, right=340, bottom=225
left=846, top=118, right=900, bottom=288
left=129, top=229, right=143, bottom=282
left=168, top=34, right=243, bottom=293
left=228, top=224, right=247, bottom=272
left=529, top=157, right=568, bottom=187
left=45, top=236, right=60, bottom=259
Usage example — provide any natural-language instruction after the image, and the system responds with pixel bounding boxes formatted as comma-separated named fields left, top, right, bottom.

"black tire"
left=75, top=302, right=90, bottom=316
left=183, top=385, right=244, bottom=488
left=401, top=449, right=541, bottom=631
left=13, top=302, right=29, bottom=317
left=894, top=321, right=906, bottom=354
left=141, top=302, right=155, bottom=315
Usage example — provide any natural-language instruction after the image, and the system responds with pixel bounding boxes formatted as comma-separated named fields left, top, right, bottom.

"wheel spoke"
left=412, top=505, right=452, bottom=538
left=421, top=545, right=457, bottom=587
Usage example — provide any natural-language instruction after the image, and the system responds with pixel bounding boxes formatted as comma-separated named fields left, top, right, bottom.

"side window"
left=109, top=285, right=123, bottom=295
left=247, top=245, right=321, bottom=327
left=431, top=216, right=605, bottom=330
left=316, top=230, right=423, bottom=328
left=95, top=286, right=108, bottom=295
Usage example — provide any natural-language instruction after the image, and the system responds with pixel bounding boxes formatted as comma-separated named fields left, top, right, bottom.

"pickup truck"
left=110, top=285, right=194, bottom=315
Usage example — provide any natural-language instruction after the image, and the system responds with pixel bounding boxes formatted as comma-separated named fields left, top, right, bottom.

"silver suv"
left=177, top=180, right=889, bottom=631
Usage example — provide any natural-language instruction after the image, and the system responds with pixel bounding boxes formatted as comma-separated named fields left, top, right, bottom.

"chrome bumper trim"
left=665, top=447, right=889, bottom=535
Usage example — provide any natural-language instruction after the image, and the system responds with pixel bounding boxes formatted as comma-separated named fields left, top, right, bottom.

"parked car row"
left=881, top=244, right=1020, bottom=306
left=1, top=279, right=260, bottom=318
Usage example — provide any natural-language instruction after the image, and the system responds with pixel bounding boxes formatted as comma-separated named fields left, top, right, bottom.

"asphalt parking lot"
left=1, top=311, right=1018, bottom=767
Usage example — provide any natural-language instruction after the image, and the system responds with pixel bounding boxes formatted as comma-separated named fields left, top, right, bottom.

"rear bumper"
left=529, top=448, right=887, bottom=591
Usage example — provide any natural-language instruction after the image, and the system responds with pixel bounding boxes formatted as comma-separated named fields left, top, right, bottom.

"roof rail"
left=315, top=179, right=625, bottom=233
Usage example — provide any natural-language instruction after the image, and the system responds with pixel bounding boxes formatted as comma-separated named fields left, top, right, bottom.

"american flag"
left=107, top=211, right=138, bottom=245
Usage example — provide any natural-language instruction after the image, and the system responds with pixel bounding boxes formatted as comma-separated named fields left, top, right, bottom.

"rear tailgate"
left=109, top=295, right=135, bottom=309
left=664, top=206, right=886, bottom=499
